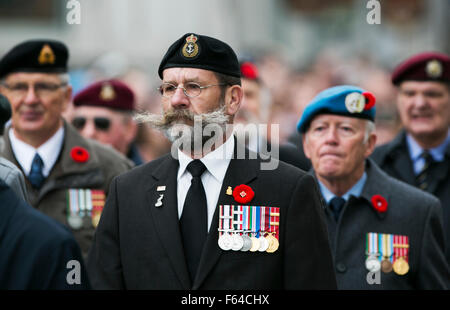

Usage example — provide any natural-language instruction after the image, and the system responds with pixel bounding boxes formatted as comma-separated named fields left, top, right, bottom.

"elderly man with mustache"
left=87, top=33, right=337, bottom=290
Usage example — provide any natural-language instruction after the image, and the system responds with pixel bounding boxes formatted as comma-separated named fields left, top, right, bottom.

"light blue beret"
left=297, top=85, right=376, bottom=133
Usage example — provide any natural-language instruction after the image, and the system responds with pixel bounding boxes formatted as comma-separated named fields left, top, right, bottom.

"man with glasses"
left=87, top=33, right=336, bottom=289
left=0, top=39, right=133, bottom=257
left=71, top=79, right=144, bottom=165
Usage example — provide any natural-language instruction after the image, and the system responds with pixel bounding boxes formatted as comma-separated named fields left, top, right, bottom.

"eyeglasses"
left=157, top=82, right=226, bottom=98
left=71, top=116, right=111, bottom=131
left=1, top=82, right=67, bottom=98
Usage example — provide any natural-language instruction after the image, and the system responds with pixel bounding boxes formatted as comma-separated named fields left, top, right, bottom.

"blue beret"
left=297, top=85, right=376, bottom=133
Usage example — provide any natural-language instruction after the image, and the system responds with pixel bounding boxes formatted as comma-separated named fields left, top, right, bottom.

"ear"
left=62, top=85, right=73, bottom=112
left=225, top=85, right=243, bottom=117
left=364, top=132, right=377, bottom=158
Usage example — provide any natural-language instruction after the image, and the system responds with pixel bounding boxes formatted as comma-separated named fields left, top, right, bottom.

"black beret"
left=158, top=33, right=241, bottom=79
left=0, top=93, right=12, bottom=127
left=0, top=39, right=69, bottom=79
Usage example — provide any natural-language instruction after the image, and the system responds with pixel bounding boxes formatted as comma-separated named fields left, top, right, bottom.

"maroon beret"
left=391, top=52, right=450, bottom=85
left=73, top=79, right=135, bottom=111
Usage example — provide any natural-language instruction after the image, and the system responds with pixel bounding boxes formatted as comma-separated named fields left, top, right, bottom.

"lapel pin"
left=157, top=186, right=166, bottom=192
left=155, top=194, right=164, bottom=207
left=226, top=186, right=233, bottom=196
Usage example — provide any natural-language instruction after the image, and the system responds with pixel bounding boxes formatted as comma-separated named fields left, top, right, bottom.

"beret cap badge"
left=182, top=34, right=199, bottom=59
left=99, top=83, right=116, bottom=101
left=38, top=44, right=55, bottom=65
left=425, top=59, right=443, bottom=78
left=345, top=92, right=365, bottom=114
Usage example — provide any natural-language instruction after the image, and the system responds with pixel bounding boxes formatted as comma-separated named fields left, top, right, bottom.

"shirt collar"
left=406, top=129, right=450, bottom=162
left=318, top=172, right=368, bottom=205
left=9, top=126, right=65, bottom=176
left=177, top=135, right=235, bottom=182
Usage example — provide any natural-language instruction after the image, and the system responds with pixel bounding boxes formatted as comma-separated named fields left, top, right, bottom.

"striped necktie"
left=416, top=151, right=434, bottom=191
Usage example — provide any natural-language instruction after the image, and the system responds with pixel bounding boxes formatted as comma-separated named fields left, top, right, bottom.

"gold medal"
left=266, top=234, right=279, bottom=253
left=393, top=257, right=409, bottom=275
left=249, top=236, right=260, bottom=252
left=92, top=212, right=101, bottom=228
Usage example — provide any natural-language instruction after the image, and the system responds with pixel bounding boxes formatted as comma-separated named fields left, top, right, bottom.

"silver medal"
left=365, top=255, right=381, bottom=272
left=240, top=234, right=252, bottom=252
left=231, top=234, right=244, bottom=251
left=68, top=214, right=83, bottom=230
left=258, top=236, right=269, bottom=252
left=218, top=233, right=233, bottom=251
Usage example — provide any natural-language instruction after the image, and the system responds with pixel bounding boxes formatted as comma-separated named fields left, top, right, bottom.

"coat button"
left=336, top=262, right=347, bottom=273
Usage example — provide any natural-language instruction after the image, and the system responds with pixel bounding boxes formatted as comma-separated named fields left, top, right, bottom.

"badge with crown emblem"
left=38, top=44, right=55, bottom=65
left=426, top=59, right=443, bottom=78
left=100, top=83, right=116, bottom=101
left=182, top=34, right=199, bottom=58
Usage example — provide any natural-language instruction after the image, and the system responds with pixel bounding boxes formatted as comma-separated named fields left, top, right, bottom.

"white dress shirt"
left=177, top=136, right=234, bottom=232
left=9, top=126, right=65, bottom=177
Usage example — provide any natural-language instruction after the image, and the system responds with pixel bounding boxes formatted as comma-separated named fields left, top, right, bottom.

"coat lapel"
left=146, top=155, right=191, bottom=289
left=193, top=152, right=260, bottom=289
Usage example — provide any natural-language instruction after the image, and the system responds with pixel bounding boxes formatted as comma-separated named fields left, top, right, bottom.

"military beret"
left=240, top=61, right=260, bottom=81
left=158, top=33, right=241, bottom=79
left=73, top=79, right=135, bottom=111
left=0, top=93, right=12, bottom=126
left=297, top=85, right=376, bottom=133
left=0, top=39, right=69, bottom=79
left=391, top=52, right=450, bottom=85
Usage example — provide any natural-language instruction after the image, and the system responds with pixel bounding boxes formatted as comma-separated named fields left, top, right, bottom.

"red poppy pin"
left=232, top=184, right=255, bottom=204
left=363, top=91, right=376, bottom=110
left=371, top=194, right=387, bottom=213
left=71, top=146, right=90, bottom=163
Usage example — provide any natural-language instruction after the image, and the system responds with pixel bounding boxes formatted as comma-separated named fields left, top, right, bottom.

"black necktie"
left=180, top=159, right=208, bottom=281
left=329, top=197, right=345, bottom=222
left=416, top=151, right=434, bottom=191
left=29, top=153, right=45, bottom=189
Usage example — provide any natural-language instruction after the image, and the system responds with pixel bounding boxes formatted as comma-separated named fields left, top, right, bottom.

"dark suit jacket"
left=371, top=131, right=450, bottom=265
left=321, top=159, right=449, bottom=289
left=0, top=179, right=90, bottom=289
left=87, top=148, right=337, bottom=289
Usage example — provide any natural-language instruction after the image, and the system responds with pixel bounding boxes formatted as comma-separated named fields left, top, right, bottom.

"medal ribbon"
left=69, top=189, right=80, bottom=217
left=255, top=206, right=261, bottom=237
left=260, top=206, right=266, bottom=236
left=233, top=205, right=243, bottom=235
left=269, top=207, right=280, bottom=240
left=219, top=205, right=224, bottom=237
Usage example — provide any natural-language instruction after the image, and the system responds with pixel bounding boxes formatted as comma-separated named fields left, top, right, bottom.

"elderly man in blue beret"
left=298, top=85, right=449, bottom=289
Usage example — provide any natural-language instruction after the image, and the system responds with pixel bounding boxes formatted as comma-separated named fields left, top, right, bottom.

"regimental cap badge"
left=38, top=44, right=55, bottom=65
left=100, top=83, right=116, bottom=101
left=345, top=92, right=365, bottom=114
left=425, top=59, right=443, bottom=78
left=182, top=34, right=199, bottom=59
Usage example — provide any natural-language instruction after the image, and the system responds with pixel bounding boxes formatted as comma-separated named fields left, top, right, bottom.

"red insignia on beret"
left=391, top=52, right=450, bottom=85
left=371, top=195, right=387, bottom=213
left=232, top=184, right=255, bottom=204
left=363, top=92, right=376, bottom=110
left=73, top=79, right=135, bottom=111
left=71, top=146, right=90, bottom=163
left=240, top=62, right=259, bottom=80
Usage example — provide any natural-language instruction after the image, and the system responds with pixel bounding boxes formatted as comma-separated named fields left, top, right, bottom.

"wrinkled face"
left=303, top=114, right=376, bottom=181
left=0, top=72, right=71, bottom=139
left=235, top=78, right=261, bottom=124
left=397, top=81, right=450, bottom=141
left=71, top=105, right=135, bottom=154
